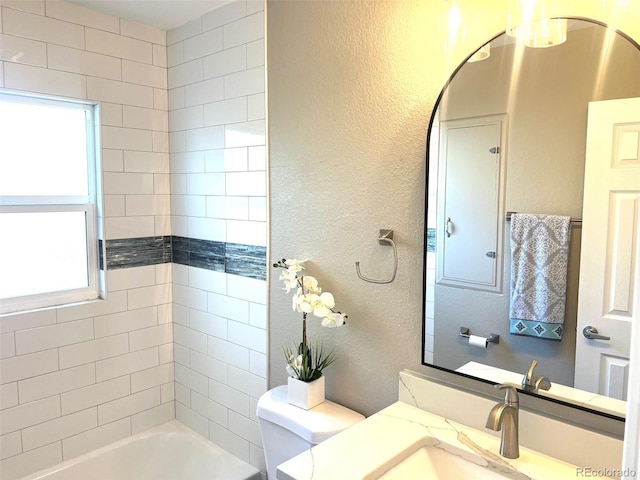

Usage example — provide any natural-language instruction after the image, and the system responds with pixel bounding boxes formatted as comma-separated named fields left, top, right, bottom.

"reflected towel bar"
left=505, top=211, right=582, bottom=225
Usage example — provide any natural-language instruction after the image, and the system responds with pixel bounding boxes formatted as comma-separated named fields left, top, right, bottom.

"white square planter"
left=287, top=375, right=325, bottom=410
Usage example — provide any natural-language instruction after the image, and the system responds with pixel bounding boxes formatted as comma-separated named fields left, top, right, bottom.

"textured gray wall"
left=266, top=0, right=640, bottom=417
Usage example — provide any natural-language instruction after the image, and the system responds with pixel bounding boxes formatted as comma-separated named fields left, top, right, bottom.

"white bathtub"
left=18, top=421, right=262, bottom=480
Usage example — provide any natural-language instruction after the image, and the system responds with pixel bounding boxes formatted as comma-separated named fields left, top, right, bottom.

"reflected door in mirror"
left=574, top=97, right=640, bottom=400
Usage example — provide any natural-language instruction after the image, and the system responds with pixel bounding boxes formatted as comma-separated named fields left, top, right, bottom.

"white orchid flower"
left=322, top=312, right=346, bottom=328
left=284, top=259, right=306, bottom=273
left=320, top=291, right=335, bottom=307
left=300, top=294, right=318, bottom=313
left=281, top=274, right=299, bottom=293
left=285, top=279, right=298, bottom=293
left=279, top=268, right=296, bottom=282
left=292, top=291, right=316, bottom=313
left=301, top=275, right=321, bottom=294
left=293, top=290, right=335, bottom=317
left=312, top=292, right=336, bottom=318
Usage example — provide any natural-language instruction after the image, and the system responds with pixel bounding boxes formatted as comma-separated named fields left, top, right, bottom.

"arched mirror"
left=422, top=18, right=640, bottom=419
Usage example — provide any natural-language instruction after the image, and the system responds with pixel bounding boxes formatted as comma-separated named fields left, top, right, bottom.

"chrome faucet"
left=485, top=384, right=519, bottom=459
left=522, top=360, right=551, bottom=393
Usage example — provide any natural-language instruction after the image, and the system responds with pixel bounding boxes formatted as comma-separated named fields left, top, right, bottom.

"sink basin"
left=366, top=438, right=524, bottom=480
left=276, top=401, right=601, bottom=480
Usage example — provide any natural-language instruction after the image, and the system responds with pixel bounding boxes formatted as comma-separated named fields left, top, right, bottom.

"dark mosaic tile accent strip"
left=99, top=239, right=104, bottom=270
left=426, top=228, right=436, bottom=253
left=106, top=236, right=172, bottom=270
left=172, top=236, right=225, bottom=272
left=226, top=244, right=267, bottom=280
left=104, top=235, right=267, bottom=281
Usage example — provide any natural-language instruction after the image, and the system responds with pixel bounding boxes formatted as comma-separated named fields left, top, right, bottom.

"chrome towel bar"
left=506, top=211, right=582, bottom=225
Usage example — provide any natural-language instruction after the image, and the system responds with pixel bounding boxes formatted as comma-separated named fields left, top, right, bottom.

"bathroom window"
left=0, top=91, right=101, bottom=314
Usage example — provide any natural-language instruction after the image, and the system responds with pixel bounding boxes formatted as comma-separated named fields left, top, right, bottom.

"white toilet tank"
left=256, top=385, right=364, bottom=479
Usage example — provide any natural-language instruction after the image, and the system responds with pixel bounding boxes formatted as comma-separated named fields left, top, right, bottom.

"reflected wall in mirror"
left=423, top=19, right=640, bottom=419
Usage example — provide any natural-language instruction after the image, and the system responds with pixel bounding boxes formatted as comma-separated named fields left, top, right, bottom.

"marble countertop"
left=276, top=400, right=609, bottom=480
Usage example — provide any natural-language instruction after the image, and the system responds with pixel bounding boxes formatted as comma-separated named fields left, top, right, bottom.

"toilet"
left=256, top=385, right=364, bottom=479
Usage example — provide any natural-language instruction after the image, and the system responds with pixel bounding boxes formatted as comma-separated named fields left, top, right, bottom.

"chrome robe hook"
left=355, top=229, right=398, bottom=284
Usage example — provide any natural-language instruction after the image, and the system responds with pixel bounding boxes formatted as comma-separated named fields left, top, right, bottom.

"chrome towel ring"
left=355, top=229, right=398, bottom=284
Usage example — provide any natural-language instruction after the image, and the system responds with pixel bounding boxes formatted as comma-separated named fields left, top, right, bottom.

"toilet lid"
left=256, top=385, right=365, bottom=444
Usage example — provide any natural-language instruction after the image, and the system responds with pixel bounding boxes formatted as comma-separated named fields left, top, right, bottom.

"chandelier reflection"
left=507, top=0, right=567, bottom=48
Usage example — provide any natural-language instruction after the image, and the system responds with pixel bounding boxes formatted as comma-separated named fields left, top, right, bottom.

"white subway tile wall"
left=168, top=1, right=266, bottom=249
left=0, top=266, right=174, bottom=480
left=0, top=2, right=173, bottom=479
left=171, top=30, right=268, bottom=455
left=0, top=0, right=267, bottom=478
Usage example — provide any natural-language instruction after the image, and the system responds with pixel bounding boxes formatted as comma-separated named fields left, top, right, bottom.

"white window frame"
left=0, top=91, right=102, bottom=314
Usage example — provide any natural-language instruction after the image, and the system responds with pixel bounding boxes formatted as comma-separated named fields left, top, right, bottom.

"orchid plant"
left=274, top=259, right=347, bottom=382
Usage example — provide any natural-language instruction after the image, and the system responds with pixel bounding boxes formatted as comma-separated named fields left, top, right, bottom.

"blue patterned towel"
left=509, top=214, right=571, bottom=340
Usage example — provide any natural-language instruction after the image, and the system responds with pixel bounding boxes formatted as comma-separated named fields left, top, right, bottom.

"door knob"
left=582, top=326, right=610, bottom=341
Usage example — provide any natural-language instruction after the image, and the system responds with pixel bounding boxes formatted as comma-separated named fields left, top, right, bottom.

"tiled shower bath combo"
left=0, top=1, right=267, bottom=478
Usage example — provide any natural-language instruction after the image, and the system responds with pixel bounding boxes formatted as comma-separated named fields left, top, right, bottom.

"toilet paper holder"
left=459, top=327, right=500, bottom=345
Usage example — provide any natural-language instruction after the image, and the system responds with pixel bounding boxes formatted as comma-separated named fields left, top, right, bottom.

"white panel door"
left=574, top=97, right=640, bottom=399
left=436, top=114, right=507, bottom=293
